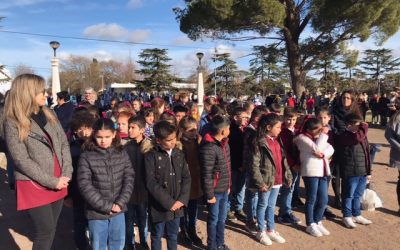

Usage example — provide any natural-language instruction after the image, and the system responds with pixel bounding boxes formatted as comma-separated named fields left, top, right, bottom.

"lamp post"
left=196, top=52, right=204, bottom=115
left=50, top=41, right=61, bottom=106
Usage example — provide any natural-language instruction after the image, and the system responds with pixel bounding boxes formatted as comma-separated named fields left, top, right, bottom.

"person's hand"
left=207, top=197, right=216, bottom=204
left=366, top=175, right=372, bottom=184
left=170, top=201, right=184, bottom=212
left=321, top=126, right=329, bottom=134
left=285, top=181, right=292, bottom=188
left=111, top=204, right=122, bottom=213
left=313, top=151, right=324, bottom=158
left=63, top=198, right=73, bottom=208
left=259, top=185, right=268, bottom=192
left=56, top=177, right=70, bottom=190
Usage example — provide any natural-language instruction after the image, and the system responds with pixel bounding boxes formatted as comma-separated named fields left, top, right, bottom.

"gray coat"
left=385, top=123, right=400, bottom=168
left=4, top=117, right=73, bottom=189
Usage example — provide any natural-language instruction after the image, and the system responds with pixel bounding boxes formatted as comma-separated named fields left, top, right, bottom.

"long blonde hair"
left=4, top=74, right=57, bottom=141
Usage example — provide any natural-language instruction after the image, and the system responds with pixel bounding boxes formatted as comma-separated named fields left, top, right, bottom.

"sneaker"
left=317, top=222, right=330, bottom=236
left=306, top=223, right=323, bottom=237
left=342, top=217, right=357, bottom=228
left=353, top=215, right=372, bottom=225
left=188, top=228, right=202, bottom=246
left=245, top=220, right=258, bottom=235
left=267, top=230, right=286, bottom=243
left=235, top=210, right=247, bottom=221
left=217, top=244, right=230, bottom=250
left=277, top=213, right=302, bottom=225
left=227, top=211, right=237, bottom=221
left=256, top=231, right=272, bottom=246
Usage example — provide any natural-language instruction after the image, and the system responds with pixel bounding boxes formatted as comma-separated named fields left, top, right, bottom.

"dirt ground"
left=0, top=126, right=399, bottom=250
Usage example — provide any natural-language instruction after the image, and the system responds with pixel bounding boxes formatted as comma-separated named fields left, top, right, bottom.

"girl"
left=143, top=107, right=155, bottom=139
left=385, top=98, right=400, bottom=214
left=4, top=74, right=73, bottom=250
left=150, top=98, right=165, bottom=122
left=188, top=103, right=200, bottom=122
left=249, top=113, right=292, bottom=246
left=293, top=118, right=334, bottom=237
left=178, top=116, right=203, bottom=246
left=77, top=118, right=134, bottom=250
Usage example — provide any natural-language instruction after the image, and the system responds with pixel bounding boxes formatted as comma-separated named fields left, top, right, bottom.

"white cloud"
left=127, top=0, right=143, bottom=9
left=170, top=36, right=194, bottom=46
left=83, top=23, right=151, bottom=43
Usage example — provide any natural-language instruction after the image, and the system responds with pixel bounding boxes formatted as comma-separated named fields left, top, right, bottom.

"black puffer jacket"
left=229, top=121, right=244, bottom=171
left=77, top=146, right=134, bottom=220
left=200, top=133, right=231, bottom=200
left=144, top=144, right=191, bottom=223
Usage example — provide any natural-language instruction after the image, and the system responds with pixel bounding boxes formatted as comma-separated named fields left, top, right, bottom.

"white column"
left=51, top=57, right=61, bottom=105
left=197, top=67, right=204, bottom=115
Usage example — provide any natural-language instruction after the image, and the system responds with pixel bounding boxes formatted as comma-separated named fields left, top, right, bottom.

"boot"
left=179, top=229, right=192, bottom=246
left=188, top=228, right=202, bottom=246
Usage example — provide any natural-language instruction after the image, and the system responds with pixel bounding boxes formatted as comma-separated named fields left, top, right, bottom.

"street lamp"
left=196, top=52, right=205, bottom=115
left=50, top=41, right=61, bottom=107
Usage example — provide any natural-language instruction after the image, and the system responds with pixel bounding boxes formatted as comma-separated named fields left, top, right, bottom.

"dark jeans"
left=303, top=177, right=329, bottom=226
left=332, top=164, right=341, bottom=200
left=151, top=217, right=180, bottom=250
left=341, top=176, right=367, bottom=217
left=279, top=170, right=299, bottom=216
left=292, top=171, right=301, bottom=200
left=229, top=169, right=246, bottom=212
left=180, top=199, right=198, bottom=231
left=207, top=191, right=228, bottom=250
left=125, top=203, right=148, bottom=246
left=27, top=199, right=64, bottom=250
left=72, top=205, right=88, bottom=250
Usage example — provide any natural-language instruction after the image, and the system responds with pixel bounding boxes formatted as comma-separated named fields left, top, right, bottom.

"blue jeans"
left=256, top=187, right=280, bottom=231
left=180, top=199, right=198, bottom=231
left=207, top=191, right=228, bottom=250
left=245, top=188, right=258, bottom=222
left=125, top=203, right=148, bottom=246
left=292, top=171, right=301, bottom=200
left=228, top=169, right=246, bottom=212
left=303, top=177, right=328, bottom=226
left=151, top=217, right=180, bottom=250
left=88, top=213, right=125, bottom=250
left=341, top=176, right=367, bottom=217
left=278, top=170, right=298, bottom=216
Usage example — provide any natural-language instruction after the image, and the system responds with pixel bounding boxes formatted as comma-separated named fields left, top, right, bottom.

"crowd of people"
left=1, top=73, right=400, bottom=250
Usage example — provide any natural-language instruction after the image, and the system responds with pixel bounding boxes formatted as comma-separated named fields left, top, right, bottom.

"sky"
left=1, top=0, right=400, bottom=84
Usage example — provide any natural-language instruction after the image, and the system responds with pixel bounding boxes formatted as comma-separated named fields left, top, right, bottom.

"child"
left=144, top=121, right=191, bottom=250
left=200, top=115, right=231, bottom=250
left=68, top=109, right=95, bottom=250
left=124, top=115, right=152, bottom=250
left=249, top=113, right=292, bottom=246
left=277, top=108, right=302, bottom=225
left=143, top=107, right=155, bottom=139
left=173, top=104, right=188, bottom=124
left=188, top=102, right=200, bottom=122
left=228, top=107, right=249, bottom=221
left=178, top=116, right=203, bottom=246
left=293, top=118, right=334, bottom=237
left=78, top=118, right=134, bottom=250
left=337, top=113, right=372, bottom=228
left=117, top=111, right=132, bottom=145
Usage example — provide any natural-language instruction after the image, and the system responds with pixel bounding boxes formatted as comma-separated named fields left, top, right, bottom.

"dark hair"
left=143, top=107, right=154, bottom=117
left=303, top=118, right=322, bottom=132
left=117, top=111, right=132, bottom=120
left=69, top=109, right=96, bottom=133
left=128, top=115, right=146, bottom=129
left=83, top=118, right=122, bottom=151
left=209, top=104, right=225, bottom=117
left=160, top=111, right=178, bottom=127
left=317, top=107, right=331, bottom=116
left=249, top=105, right=268, bottom=124
left=232, top=107, right=246, bottom=117
left=179, top=116, right=198, bottom=130
left=283, top=107, right=297, bottom=118
left=56, top=90, right=70, bottom=101
left=173, top=104, right=188, bottom=114
left=255, top=113, right=282, bottom=143
left=243, top=101, right=255, bottom=111
left=153, top=120, right=177, bottom=140
left=269, top=103, right=282, bottom=113
left=210, top=115, right=230, bottom=135
left=340, top=89, right=360, bottom=114
left=344, top=112, right=363, bottom=125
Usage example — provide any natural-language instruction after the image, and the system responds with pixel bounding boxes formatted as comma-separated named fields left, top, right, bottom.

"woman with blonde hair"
left=4, top=74, right=73, bottom=250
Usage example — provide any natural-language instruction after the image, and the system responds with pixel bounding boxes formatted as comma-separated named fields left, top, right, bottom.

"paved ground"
left=0, top=125, right=399, bottom=250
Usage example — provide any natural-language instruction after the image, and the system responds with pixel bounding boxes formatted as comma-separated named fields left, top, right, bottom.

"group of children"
left=65, top=95, right=373, bottom=250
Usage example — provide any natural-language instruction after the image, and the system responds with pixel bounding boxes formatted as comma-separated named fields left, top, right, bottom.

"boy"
left=173, top=104, right=188, bottom=124
left=125, top=116, right=152, bottom=250
left=145, top=121, right=191, bottom=250
left=277, top=107, right=302, bottom=225
left=228, top=107, right=249, bottom=220
left=337, top=113, right=372, bottom=228
left=200, top=115, right=232, bottom=250
left=117, top=111, right=132, bottom=145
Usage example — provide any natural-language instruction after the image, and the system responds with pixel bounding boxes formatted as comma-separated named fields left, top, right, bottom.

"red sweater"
left=265, top=136, right=283, bottom=185
left=279, top=126, right=298, bottom=167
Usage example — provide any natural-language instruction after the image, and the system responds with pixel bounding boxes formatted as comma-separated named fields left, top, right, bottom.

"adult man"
left=54, top=90, right=75, bottom=133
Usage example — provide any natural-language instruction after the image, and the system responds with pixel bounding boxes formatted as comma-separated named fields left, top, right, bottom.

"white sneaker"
left=343, top=217, right=357, bottom=228
left=256, top=231, right=272, bottom=246
left=353, top=215, right=372, bottom=225
left=267, top=230, right=286, bottom=243
left=306, top=223, right=323, bottom=237
left=317, top=222, right=330, bottom=235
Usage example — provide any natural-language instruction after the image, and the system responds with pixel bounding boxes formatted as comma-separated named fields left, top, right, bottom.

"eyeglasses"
left=239, top=116, right=250, bottom=120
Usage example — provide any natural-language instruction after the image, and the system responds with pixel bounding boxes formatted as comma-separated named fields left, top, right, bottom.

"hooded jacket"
left=200, top=133, right=231, bottom=200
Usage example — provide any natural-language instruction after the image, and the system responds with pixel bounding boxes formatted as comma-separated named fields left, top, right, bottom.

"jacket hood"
left=203, top=133, right=229, bottom=147
left=141, top=138, right=182, bottom=154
